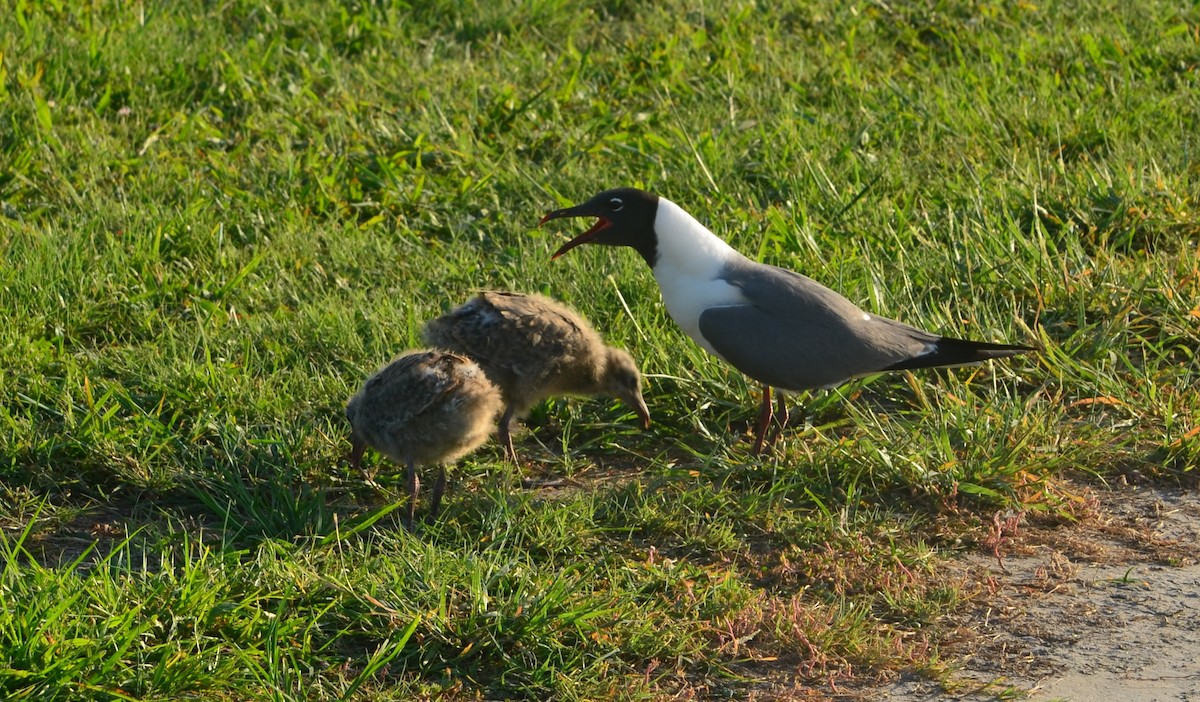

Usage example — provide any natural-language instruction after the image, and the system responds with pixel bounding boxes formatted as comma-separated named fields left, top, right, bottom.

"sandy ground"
left=873, top=483, right=1200, bottom=702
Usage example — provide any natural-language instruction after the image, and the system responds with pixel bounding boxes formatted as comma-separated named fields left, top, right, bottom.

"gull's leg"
left=751, top=385, right=773, bottom=455
left=767, top=391, right=791, bottom=448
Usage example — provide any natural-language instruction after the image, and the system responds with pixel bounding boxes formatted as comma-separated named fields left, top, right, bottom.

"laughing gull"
left=541, top=188, right=1036, bottom=453
left=346, top=349, right=503, bottom=526
left=422, top=291, right=651, bottom=461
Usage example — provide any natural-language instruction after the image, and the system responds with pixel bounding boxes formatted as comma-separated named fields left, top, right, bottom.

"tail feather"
left=885, top=337, right=1037, bottom=372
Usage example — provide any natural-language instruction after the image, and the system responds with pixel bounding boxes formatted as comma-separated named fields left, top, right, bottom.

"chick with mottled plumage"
left=345, top=349, right=503, bottom=527
left=422, top=291, right=652, bottom=461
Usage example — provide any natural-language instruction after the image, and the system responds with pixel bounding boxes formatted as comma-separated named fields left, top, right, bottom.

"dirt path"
left=874, top=483, right=1200, bottom=701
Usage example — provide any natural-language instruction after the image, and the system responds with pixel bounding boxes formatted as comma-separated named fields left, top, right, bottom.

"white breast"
left=651, top=199, right=749, bottom=355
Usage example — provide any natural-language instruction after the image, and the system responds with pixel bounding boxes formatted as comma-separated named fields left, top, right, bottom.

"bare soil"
left=874, top=481, right=1200, bottom=702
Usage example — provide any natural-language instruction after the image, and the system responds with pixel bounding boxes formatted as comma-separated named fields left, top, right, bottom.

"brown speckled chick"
left=345, top=349, right=503, bottom=527
left=422, top=291, right=652, bottom=461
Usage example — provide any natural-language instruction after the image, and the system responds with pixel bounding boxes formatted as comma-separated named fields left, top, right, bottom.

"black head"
left=539, top=187, right=660, bottom=267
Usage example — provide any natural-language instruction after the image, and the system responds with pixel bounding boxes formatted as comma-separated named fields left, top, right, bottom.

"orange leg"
left=752, top=385, right=773, bottom=455
left=767, top=391, right=790, bottom=447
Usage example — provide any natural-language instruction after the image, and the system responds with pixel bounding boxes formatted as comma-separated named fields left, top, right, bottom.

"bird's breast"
left=653, top=268, right=748, bottom=356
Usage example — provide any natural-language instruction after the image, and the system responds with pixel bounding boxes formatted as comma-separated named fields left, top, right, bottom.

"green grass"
left=2, top=0, right=1197, bottom=698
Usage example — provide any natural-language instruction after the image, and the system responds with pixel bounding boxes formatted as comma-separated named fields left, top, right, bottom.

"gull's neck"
left=649, top=198, right=750, bottom=354
left=651, top=198, right=744, bottom=280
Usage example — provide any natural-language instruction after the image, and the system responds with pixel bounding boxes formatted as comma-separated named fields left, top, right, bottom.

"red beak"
left=540, top=207, right=611, bottom=259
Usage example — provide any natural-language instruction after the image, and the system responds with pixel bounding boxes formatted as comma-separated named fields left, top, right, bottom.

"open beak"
left=540, top=206, right=611, bottom=259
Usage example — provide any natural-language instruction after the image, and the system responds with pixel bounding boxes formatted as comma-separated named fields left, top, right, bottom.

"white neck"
left=652, top=198, right=743, bottom=276
left=650, top=198, right=750, bottom=354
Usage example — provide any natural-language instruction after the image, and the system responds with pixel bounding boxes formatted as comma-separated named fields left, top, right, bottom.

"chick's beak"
left=631, top=395, right=652, bottom=429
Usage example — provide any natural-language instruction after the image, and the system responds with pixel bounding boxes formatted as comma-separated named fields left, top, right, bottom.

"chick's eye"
left=608, top=197, right=624, bottom=212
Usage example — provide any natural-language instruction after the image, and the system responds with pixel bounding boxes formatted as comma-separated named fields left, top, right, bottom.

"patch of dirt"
left=873, top=483, right=1200, bottom=701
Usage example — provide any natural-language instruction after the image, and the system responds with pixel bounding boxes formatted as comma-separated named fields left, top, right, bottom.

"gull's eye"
left=608, top=197, right=624, bottom=212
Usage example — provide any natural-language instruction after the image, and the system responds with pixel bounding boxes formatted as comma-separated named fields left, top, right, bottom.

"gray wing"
left=698, top=260, right=937, bottom=391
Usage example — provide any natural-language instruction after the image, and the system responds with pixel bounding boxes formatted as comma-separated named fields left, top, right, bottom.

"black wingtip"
left=884, top=337, right=1038, bottom=372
